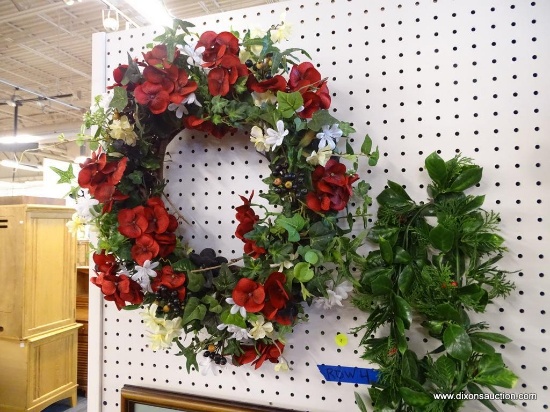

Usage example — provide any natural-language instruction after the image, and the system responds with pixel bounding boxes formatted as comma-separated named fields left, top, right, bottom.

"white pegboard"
left=89, top=1, right=550, bottom=411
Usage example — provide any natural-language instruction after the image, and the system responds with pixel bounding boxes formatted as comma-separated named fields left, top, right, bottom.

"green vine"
left=353, top=152, right=517, bottom=412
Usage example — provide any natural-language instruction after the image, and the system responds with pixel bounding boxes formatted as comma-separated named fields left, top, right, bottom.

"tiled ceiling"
left=0, top=0, right=280, bottom=181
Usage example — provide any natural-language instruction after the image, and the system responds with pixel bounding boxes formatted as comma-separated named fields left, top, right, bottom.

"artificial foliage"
left=59, top=19, right=379, bottom=374
left=353, top=153, right=517, bottom=412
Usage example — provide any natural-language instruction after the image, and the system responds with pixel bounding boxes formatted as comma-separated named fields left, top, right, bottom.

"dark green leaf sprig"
left=353, top=153, right=517, bottom=412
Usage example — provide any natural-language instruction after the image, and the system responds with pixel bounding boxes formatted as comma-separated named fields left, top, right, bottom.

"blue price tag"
left=317, top=364, right=379, bottom=385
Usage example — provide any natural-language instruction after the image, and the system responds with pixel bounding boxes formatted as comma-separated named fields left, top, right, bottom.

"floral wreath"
left=63, top=19, right=379, bottom=374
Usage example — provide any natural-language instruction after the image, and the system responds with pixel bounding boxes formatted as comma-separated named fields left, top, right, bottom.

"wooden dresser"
left=0, top=202, right=79, bottom=412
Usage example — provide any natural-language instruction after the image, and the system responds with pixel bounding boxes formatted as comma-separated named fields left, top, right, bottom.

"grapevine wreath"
left=64, top=19, right=379, bottom=373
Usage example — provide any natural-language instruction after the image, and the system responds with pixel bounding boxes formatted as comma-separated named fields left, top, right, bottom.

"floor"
left=42, top=393, right=87, bottom=412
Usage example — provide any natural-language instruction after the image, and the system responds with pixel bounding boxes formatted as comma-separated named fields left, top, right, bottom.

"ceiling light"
left=122, top=0, right=172, bottom=26
left=63, top=0, right=82, bottom=5
left=0, top=160, right=43, bottom=172
left=102, top=9, right=120, bottom=32
left=0, top=134, right=40, bottom=144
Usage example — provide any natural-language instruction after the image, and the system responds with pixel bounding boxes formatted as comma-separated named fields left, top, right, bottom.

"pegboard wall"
left=89, top=0, right=550, bottom=410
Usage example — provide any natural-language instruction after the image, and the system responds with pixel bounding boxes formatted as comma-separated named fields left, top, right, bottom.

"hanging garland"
left=62, top=19, right=379, bottom=373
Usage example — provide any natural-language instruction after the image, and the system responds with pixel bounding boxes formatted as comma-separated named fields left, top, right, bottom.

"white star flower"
left=226, top=297, right=247, bottom=318
left=313, top=280, right=354, bottom=310
left=168, top=93, right=202, bottom=118
left=265, top=120, right=288, bottom=150
left=199, top=356, right=220, bottom=376
left=248, top=315, right=274, bottom=340
left=217, top=323, right=250, bottom=341
left=306, top=145, right=333, bottom=167
left=132, top=260, right=159, bottom=292
left=316, top=124, right=343, bottom=150
left=181, top=41, right=205, bottom=66
left=74, top=196, right=99, bottom=222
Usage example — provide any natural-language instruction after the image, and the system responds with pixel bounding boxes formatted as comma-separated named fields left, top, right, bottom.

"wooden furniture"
left=0, top=202, right=79, bottom=412
left=76, top=265, right=90, bottom=394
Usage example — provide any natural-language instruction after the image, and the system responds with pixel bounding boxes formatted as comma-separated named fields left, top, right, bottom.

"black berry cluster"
left=154, top=285, right=183, bottom=318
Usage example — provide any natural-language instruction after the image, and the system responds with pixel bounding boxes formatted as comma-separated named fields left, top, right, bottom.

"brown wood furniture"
left=0, top=202, right=79, bottom=412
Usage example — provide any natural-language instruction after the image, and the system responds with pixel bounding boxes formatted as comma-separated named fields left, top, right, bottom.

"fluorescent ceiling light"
left=122, top=0, right=172, bottom=26
left=0, top=134, right=41, bottom=144
left=0, top=160, right=43, bottom=172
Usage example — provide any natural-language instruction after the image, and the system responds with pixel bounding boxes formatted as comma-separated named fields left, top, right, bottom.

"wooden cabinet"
left=0, top=204, right=76, bottom=339
left=76, top=267, right=90, bottom=394
left=0, top=202, right=79, bottom=412
left=0, top=325, right=80, bottom=412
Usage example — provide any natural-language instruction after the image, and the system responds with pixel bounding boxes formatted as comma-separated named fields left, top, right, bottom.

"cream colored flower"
left=271, top=15, right=292, bottom=43
left=109, top=115, right=137, bottom=146
left=249, top=27, right=268, bottom=55
left=248, top=315, right=274, bottom=340
left=66, top=212, right=86, bottom=236
left=162, top=317, right=183, bottom=342
left=306, top=145, right=332, bottom=166
left=140, top=303, right=164, bottom=333
left=250, top=126, right=271, bottom=152
left=274, top=359, right=289, bottom=372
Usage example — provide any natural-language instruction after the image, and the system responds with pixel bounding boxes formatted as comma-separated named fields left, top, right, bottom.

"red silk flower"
left=262, top=272, right=291, bottom=325
left=288, top=62, right=331, bottom=118
left=151, top=265, right=187, bottom=301
left=235, top=192, right=266, bottom=258
left=233, top=341, right=285, bottom=369
left=232, top=278, right=265, bottom=313
left=306, top=159, right=359, bottom=212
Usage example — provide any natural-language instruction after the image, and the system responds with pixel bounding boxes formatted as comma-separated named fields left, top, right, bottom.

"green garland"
left=353, top=153, right=517, bottom=412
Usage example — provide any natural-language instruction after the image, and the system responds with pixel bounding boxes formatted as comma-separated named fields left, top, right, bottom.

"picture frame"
left=120, top=385, right=298, bottom=412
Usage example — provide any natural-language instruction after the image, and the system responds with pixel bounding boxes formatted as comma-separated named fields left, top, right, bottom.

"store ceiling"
left=0, top=0, right=280, bottom=181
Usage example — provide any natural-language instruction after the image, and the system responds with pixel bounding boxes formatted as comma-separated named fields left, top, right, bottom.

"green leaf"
left=399, top=387, right=433, bottom=407
left=368, top=146, right=379, bottom=166
left=201, top=295, right=222, bottom=314
left=425, top=152, right=448, bottom=186
left=429, top=225, right=455, bottom=252
left=376, top=187, right=412, bottom=208
left=471, top=337, right=496, bottom=354
left=110, top=86, right=129, bottom=111
left=51, top=164, right=74, bottom=184
left=220, top=309, right=247, bottom=328
left=275, top=213, right=306, bottom=242
left=443, top=324, right=473, bottom=361
left=394, top=318, right=408, bottom=354
left=474, top=354, right=518, bottom=388
left=360, top=134, right=373, bottom=155
left=394, top=247, right=412, bottom=264
left=461, top=195, right=485, bottom=213
left=387, top=181, right=412, bottom=201
left=309, top=221, right=336, bottom=250
left=293, top=262, right=314, bottom=282
left=304, top=250, right=320, bottom=265
left=121, top=304, right=141, bottom=311
left=178, top=344, right=198, bottom=374
left=470, top=332, right=512, bottom=344
left=307, top=109, right=339, bottom=132
left=181, top=297, right=207, bottom=325
left=354, top=392, right=369, bottom=412
left=371, top=273, right=392, bottom=296
left=449, top=166, right=483, bottom=192
left=339, top=122, right=355, bottom=136
left=434, top=303, right=462, bottom=323
left=401, top=350, right=419, bottom=380
left=212, top=263, right=237, bottom=292
left=398, top=265, right=414, bottom=295
left=466, top=383, right=499, bottom=412
left=379, top=237, right=394, bottom=264
left=277, top=91, right=304, bottom=118
left=434, top=355, right=457, bottom=385
left=394, top=295, right=412, bottom=329
left=186, top=272, right=205, bottom=293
